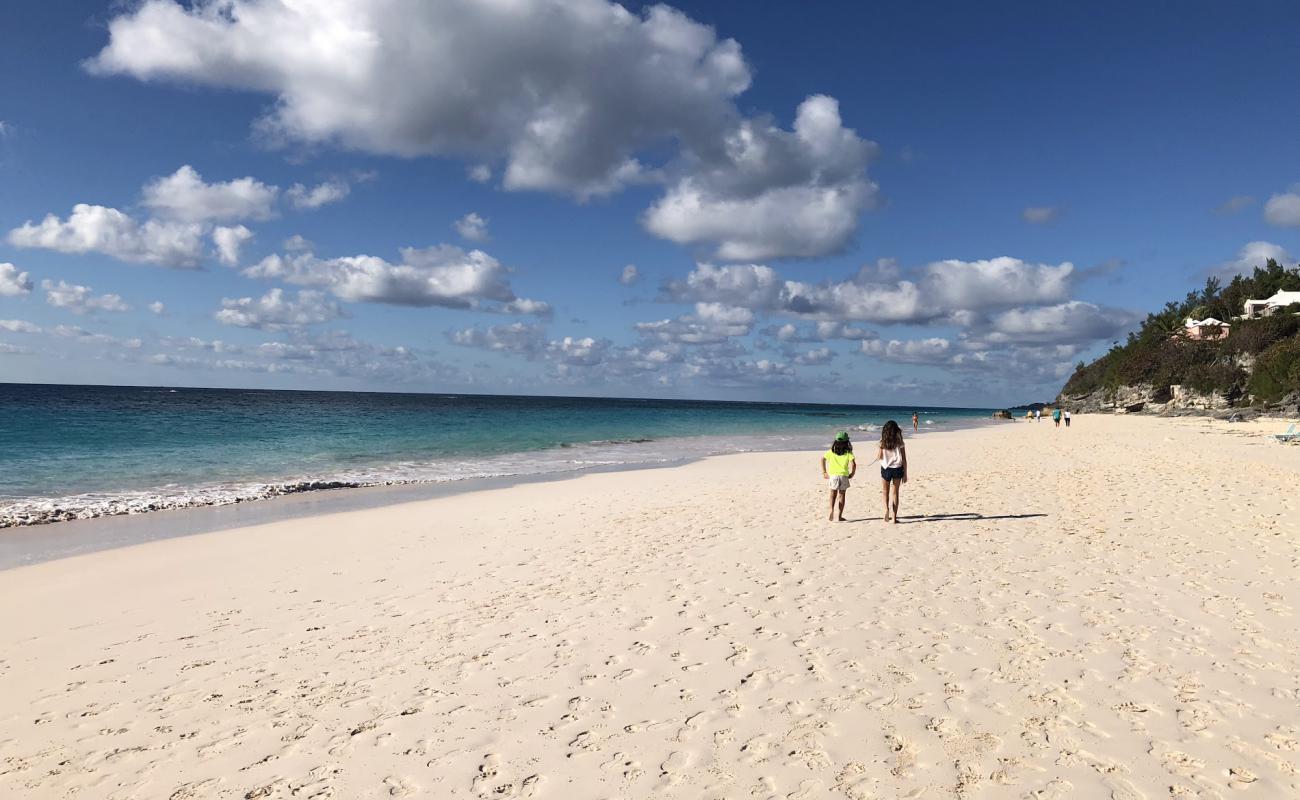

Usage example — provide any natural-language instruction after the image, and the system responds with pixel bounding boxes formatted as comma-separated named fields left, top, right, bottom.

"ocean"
left=0, top=383, right=990, bottom=527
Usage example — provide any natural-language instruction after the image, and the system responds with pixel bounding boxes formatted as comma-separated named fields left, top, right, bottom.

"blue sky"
left=1, top=0, right=1298, bottom=406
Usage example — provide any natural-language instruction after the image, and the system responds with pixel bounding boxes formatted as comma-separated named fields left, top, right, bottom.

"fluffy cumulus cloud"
left=0, top=319, right=42, bottom=333
left=0, top=263, right=33, bottom=296
left=149, top=301, right=167, bottom=315
left=212, top=224, right=254, bottom=266
left=642, top=95, right=879, bottom=260
left=245, top=244, right=549, bottom=314
left=286, top=179, right=350, bottom=210
left=448, top=322, right=547, bottom=356
left=214, top=288, right=344, bottom=330
left=8, top=204, right=207, bottom=268
left=1213, top=240, right=1294, bottom=279
left=90, top=0, right=878, bottom=259
left=861, top=337, right=953, bottom=365
left=978, top=301, right=1139, bottom=346
left=453, top=212, right=489, bottom=243
left=619, top=264, right=640, bottom=286
left=1263, top=188, right=1300, bottom=227
left=666, top=257, right=1074, bottom=324
left=142, top=165, right=278, bottom=222
left=42, top=280, right=130, bottom=314
left=635, top=302, right=754, bottom=345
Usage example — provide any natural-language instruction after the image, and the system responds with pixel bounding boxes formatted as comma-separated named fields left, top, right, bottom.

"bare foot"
left=836, top=515, right=845, bottom=522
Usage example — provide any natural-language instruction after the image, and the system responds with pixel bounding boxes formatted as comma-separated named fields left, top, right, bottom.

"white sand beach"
left=1, top=415, right=1297, bottom=799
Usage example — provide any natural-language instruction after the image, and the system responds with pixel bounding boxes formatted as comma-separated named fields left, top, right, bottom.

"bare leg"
left=837, top=490, right=847, bottom=522
left=828, top=489, right=838, bottom=521
left=890, top=479, right=901, bottom=523
left=881, top=479, right=891, bottom=521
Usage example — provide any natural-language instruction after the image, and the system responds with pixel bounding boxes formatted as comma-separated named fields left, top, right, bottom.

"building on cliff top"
left=1243, top=290, right=1300, bottom=319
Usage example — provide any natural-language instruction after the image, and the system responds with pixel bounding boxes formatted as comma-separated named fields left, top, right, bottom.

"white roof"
left=1186, top=317, right=1227, bottom=327
left=1248, top=290, right=1300, bottom=307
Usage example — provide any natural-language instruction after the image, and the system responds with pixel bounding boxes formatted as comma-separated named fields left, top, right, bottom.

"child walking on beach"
left=878, top=420, right=908, bottom=523
left=820, top=432, right=857, bottom=522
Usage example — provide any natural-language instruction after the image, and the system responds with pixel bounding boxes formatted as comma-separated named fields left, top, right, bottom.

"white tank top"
left=881, top=446, right=904, bottom=468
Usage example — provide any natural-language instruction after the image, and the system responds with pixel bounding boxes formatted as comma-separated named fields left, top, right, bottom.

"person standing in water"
left=912, top=412, right=919, bottom=432
left=878, top=420, right=908, bottom=523
left=820, top=432, right=857, bottom=522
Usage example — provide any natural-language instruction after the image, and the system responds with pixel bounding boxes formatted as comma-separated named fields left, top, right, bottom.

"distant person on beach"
left=912, top=412, right=919, bottom=432
left=821, top=432, right=857, bottom=522
left=1064, top=410, right=1071, bottom=428
left=1035, top=409, right=1041, bottom=422
left=1052, top=407, right=1062, bottom=427
left=878, top=420, right=908, bottom=523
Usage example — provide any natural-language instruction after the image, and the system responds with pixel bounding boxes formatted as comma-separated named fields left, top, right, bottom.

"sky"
left=1, top=0, right=1298, bottom=407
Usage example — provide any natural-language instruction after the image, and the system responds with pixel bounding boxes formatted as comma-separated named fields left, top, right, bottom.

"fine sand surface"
left=1, top=416, right=1297, bottom=799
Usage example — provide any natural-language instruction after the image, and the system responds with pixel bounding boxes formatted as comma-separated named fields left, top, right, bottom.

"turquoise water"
left=0, top=384, right=989, bottom=526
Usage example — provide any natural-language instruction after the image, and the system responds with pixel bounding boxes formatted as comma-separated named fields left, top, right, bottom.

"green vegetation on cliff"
left=1061, top=260, right=1300, bottom=404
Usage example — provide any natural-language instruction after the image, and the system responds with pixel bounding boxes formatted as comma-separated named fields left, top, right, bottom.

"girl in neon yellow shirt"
left=821, top=432, right=857, bottom=521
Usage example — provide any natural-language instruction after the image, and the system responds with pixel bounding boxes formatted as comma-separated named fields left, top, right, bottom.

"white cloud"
left=1214, top=195, right=1255, bottom=215
left=449, top=322, right=547, bottom=356
left=1213, top=240, right=1293, bottom=279
left=0, top=263, right=33, bottom=296
left=793, top=347, right=835, bottom=366
left=0, top=319, right=41, bottom=333
left=286, top=179, right=350, bottom=210
left=245, top=244, right=548, bottom=313
left=212, top=224, right=254, bottom=267
left=8, top=204, right=207, bottom=268
left=1263, top=190, right=1300, bottom=227
left=643, top=95, right=878, bottom=260
left=861, top=337, right=953, bottom=365
left=453, top=212, right=489, bottom=243
left=142, top=164, right=278, bottom=222
left=91, top=1, right=877, bottom=259
left=0, top=342, right=32, bottom=355
left=666, top=257, right=1074, bottom=324
left=148, top=301, right=167, bottom=315
left=42, top=280, right=130, bottom=314
left=619, top=264, right=640, bottom=286
left=635, top=302, right=754, bottom=345
left=214, top=288, right=344, bottom=330
left=979, top=301, right=1138, bottom=346
left=283, top=234, right=314, bottom=251
left=1021, top=206, right=1060, bottom=224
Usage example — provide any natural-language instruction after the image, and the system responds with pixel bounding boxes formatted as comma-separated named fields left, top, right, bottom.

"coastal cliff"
left=1057, top=260, right=1300, bottom=416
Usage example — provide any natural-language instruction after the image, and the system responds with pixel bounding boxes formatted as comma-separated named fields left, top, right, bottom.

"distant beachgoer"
left=821, top=432, right=857, bottom=522
left=912, top=412, right=919, bottom=432
left=1064, top=410, right=1072, bottom=428
left=1035, top=409, right=1041, bottom=422
left=878, top=420, right=908, bottom=523
left=1052, top=408, right=1062, bottom=427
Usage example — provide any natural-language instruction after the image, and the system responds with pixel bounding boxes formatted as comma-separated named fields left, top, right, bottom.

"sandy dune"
left=1, top=415, right=1297, bottom=799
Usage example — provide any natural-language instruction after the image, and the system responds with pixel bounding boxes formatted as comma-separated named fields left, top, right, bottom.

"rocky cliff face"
left=1060, top=382, right=1300, bottom=416
left=1059, top=383, right=1240, bottom=415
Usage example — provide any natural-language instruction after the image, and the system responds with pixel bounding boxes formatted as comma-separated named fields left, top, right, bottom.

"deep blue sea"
left=0, top=384, right=989, bottom=526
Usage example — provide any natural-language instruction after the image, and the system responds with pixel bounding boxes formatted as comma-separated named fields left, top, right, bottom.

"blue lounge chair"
left=1272, top=423, right=1298, bottom=443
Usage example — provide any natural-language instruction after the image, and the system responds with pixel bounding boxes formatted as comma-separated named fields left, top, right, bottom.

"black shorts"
left=881, top=466, right=905, bottom=481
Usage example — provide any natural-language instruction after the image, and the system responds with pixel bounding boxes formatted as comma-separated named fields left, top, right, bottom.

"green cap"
left=835, top=431, right=850, bottom=441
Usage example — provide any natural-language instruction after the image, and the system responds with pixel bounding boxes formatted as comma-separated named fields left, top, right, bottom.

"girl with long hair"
left=878, top=420, right=908, bottom=523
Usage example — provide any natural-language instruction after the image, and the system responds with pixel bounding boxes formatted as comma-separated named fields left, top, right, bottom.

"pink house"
left=1183, top=317, right=1230, bottom=340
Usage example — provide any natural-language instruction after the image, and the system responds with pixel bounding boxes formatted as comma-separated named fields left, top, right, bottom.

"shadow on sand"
left=898, top=512, right=1048, bottom=523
